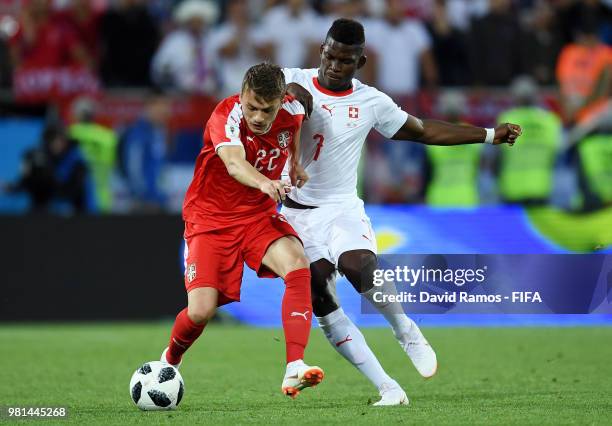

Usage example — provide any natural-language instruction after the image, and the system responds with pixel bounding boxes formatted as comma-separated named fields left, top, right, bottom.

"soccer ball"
left=129, top=361, right=184, bottom=410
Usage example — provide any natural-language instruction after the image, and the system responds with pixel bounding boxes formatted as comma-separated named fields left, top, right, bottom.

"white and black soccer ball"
left=129, top=361, right=184, bottom=410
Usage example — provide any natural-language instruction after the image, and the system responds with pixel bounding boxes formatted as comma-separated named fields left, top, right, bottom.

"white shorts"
left=281, top=198, right=377, bottom=266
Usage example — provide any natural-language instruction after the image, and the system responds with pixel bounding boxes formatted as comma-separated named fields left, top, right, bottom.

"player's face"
left=318, top=38, right=365, bottom=91
left=240, top=88, right=283, bottom=135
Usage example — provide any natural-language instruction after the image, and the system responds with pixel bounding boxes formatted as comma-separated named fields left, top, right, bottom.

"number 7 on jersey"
left=313, top=134, right=325, bottom=161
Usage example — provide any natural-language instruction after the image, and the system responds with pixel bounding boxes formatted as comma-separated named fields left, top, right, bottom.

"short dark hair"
left=326, top=18, right=365, bottom=46
left=241, top=63, right=286, bottom=101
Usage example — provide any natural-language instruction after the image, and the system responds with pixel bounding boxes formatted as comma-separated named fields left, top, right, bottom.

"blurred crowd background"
left=0, top=0, right=610, bottom=215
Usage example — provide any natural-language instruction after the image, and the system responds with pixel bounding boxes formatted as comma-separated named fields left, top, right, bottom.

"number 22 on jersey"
left=254, top=148, right=281, bottom=171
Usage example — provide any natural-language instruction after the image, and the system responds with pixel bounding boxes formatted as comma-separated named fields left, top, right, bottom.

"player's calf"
left=310, top=258, right=341, bottom=317
left=282, top=267, right=313, bottom=363
left=340, top=250, right=438, bottom=378
left=164, top=307, right=206, bottom=367
left=262, top=236, right=325, bottom=397
left=280, top=271, right=326, bottom=399
left=163, top=288, right=218, bottom=367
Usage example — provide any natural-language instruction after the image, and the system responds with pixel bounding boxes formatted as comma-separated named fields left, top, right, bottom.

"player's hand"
left=493, top=123, right=522, bottom=146
left=286, top=83, right=313, bottom=119
left=289, top=163, right=309, bottom=188
left=259, top=180, right=289, bottom=203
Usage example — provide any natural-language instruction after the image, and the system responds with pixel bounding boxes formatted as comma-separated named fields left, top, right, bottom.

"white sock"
left=362, top=282, right=415, bottom=339
left=317, top=307, right=397, bottom=390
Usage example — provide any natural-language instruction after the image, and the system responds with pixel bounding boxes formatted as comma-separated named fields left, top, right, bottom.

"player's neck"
left=316, top=71, right=353, bottom=92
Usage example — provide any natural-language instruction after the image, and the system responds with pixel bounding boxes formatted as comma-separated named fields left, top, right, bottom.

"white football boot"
left=396, top=321, right=437, bottom=378
left=160, top=347, right=182, bottom=369
left=281, top=360, right=324, bottom=399
left=373, top=383, right=409, bottom=406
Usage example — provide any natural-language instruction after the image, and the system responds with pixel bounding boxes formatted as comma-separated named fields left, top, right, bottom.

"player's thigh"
left=184, top=223, right=244, bottom=302
left=261, top=234, right=309, bottom=278
left=281, top=205, right=334, bottom=264
left=329, top=207, right=377, bottom=266
left=242, top=212, right=308, bottom=279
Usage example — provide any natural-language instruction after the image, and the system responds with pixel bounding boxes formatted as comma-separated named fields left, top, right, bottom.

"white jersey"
left=283, top=68, right=409, bottom=206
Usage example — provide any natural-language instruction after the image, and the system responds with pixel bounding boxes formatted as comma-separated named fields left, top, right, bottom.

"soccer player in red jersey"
left=160, top=63, right=323, bottom=398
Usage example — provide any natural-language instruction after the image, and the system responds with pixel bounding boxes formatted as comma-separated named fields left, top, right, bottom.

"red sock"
left=166, top=308, right=206, bottom=365
left=282, top=268, right=312, bottom=363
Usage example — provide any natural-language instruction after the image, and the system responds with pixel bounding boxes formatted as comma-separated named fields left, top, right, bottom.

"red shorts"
left=183, top=211, right=300, bottom=306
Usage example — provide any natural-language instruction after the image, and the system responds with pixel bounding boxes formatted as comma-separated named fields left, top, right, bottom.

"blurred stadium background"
left=0, top=0, right=610, bottom=325
left=0, top=1, right=611, bottom=422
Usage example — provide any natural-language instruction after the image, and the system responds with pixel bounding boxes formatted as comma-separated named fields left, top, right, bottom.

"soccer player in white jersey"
left=281, top=19, right=522, bottom=406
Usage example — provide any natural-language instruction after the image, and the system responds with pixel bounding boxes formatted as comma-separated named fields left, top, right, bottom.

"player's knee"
left=187, top=305, right=216, bottom=325
left=293, top=253, right=310, bottom=271
left=339, top=250, right=377, bottom=293
left=284, top=253, right=310, bottom=276
left=360, top=252, right=378, bottom=278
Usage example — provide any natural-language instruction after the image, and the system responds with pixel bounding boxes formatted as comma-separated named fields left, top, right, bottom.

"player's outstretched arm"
left=392, top=116, right=522, bottom=146
left=217, top=145, right=289, bottom=202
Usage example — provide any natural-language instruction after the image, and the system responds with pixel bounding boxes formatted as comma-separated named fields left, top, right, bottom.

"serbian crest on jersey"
left=187, top=263, right=196, bottom=282
left=277, top=130, right=292, bottom=149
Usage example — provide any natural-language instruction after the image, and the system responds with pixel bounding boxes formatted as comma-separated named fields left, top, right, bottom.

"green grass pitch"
left=1, top=323, right=611, bottom=425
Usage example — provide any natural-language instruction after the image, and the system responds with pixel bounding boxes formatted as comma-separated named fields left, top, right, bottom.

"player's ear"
left=357, top=55, right=367, bottom=70
left=319, top=44, right=324, bottom=56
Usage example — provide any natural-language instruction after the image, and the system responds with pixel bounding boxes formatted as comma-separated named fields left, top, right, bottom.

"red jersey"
left=183, top=94, right=304, bottom=225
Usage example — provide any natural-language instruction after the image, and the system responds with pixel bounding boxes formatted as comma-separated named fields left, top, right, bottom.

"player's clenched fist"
left=259, top=180, right=291, bottom=202
left=494, top=123, right=522, bottom=146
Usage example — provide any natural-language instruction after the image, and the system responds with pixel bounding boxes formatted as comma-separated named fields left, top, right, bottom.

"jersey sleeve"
left=282, top=97, right=305, bottom=126
left=372, top=90, right=410, bottom=138
left=282, top=68, right=305, bottom=85
left=207, top=100, right=244, bottom=152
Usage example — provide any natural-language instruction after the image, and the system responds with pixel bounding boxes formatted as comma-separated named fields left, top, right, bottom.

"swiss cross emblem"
left=277, top=130, right=292, bottom=149
left=348, top=106, right=359, bottom=119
